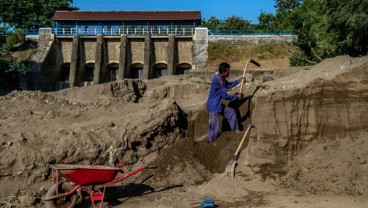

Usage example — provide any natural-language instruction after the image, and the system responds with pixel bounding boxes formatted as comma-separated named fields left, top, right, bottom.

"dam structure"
left=28, top=11, right=204, bottom=91
left=27, top=10, right=296, bottom=91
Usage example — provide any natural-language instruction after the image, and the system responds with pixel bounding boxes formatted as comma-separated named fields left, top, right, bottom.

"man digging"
left=206, top=62, right=244, bottom=143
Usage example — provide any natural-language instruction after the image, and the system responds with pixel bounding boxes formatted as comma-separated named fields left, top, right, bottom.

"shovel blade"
left=230, top=162, right=236, bottom=180
left=225, top=159, right=236, bottom=179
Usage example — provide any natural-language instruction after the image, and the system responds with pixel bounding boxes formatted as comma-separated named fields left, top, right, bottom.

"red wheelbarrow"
left=43, top=162, right=157, bottom=208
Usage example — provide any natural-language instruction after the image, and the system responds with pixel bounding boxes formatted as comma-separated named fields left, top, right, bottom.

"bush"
left=5, top=32, right=18, bottom=49
left=289, top=50, right=315, bottom=66
left=15, top=29, right=25, bottom=43
left=4, top=29, right=26, bottom=50
left=7, top=59, right=26, bottom=75
left=0, top=57, right=26, bottom=89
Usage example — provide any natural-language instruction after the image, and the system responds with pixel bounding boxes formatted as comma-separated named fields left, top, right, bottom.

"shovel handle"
left=234, top=124, right=254, bottom=157
left=239, top=59, right=250, bottom=94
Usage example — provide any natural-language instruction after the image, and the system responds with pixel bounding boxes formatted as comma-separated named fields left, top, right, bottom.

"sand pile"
left=1, top=56, right=368, bottom=207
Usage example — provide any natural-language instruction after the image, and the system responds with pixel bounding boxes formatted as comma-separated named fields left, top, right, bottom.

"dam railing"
left=25, top=27, right=195, bottom=36
left=25, top=28, right=293, bottom=37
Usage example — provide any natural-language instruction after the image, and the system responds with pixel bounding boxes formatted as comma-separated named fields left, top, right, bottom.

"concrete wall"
left=193, top=27, right=208, bottom=69
left=105, top=38, right=120, bottom=63
left=208, top=34, right=297, bottom=44
left=35, top=34, right=196, bottom=90
left=153, top=38, right=169, bottom=62
left=26, top=29, right=55, bottom=90
left=58, top=38, right=73, bottom=63
left=129, top=38, right=145, bottom=65
left=177, top=38, right=193, bottom=65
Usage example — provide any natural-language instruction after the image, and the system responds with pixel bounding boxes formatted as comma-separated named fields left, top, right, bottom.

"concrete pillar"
left=143, top=34, right=151, bottom=79
left=69, top=35, right=80, bottom=87
left=193, top=27, right=208, bottom=69
left=167, top=34, right=175, bottom=75
left=118, top=34, right=127, bottom=80
left=93, top=34, right=103, bottom=85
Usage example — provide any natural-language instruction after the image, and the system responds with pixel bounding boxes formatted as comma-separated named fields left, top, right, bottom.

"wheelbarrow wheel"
left=44, top=182, right=78, bottom=208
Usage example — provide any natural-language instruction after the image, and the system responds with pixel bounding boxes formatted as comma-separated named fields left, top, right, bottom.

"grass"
left=253, top=43, right=293, bottom=60
left=206, top=42, right=297, bottom=70
left=208, top=42, right=295, bottom=62
left=207, top=43, right=250, bottom=62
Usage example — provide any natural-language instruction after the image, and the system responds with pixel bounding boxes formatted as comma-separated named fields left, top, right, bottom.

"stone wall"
left=208, top=34, right=297, bottom=44
left=26, top=28, right=55, bottom=90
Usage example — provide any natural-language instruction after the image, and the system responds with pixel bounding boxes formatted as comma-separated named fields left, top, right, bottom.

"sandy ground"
left=1, top=56, right=368, bottom=208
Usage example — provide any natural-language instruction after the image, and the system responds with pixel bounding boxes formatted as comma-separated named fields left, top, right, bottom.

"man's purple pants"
left=208, top=106, right=238, bottom=143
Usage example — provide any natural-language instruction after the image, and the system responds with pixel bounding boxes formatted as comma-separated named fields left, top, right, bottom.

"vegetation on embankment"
left=0, top=31, right=36, bottom=94
left=203, top=0, right=368, bottom=66
left=205, top=42, right=297, bottom=70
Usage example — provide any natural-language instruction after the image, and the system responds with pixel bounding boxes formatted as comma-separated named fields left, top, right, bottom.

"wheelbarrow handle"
left=145, top=165, right=158, bottom=169
left=116, top=161, right=135, bottom=168
left=106, top=165, right=157, bottom=185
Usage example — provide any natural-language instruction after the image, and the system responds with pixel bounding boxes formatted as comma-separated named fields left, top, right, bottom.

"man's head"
left=219, top=62, right=230, bottom=78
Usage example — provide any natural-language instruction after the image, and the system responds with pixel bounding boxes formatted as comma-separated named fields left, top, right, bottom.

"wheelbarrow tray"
left=51, top=164, right=122, bottom=186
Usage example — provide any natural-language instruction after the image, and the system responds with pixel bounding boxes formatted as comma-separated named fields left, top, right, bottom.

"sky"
left=72, top=0, right=277, bottom=24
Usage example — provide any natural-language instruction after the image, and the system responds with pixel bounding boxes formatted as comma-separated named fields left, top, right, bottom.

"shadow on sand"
left=224, top=86, right=261, bottom=131
left=80, top=175, right=183, bottom=207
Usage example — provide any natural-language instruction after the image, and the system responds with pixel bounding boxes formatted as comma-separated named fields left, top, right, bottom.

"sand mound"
left=281, top=133, right=368, bottom=195
left=245, top=55, right=368, bottom=196
left=1, top=56, right=368, bottom=207
left=0, top=77, right=208, bottom=187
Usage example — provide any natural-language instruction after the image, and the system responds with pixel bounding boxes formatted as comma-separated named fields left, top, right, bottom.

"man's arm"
left=225, top=79, right=240, bottom=89
left=219, top=86, right=238, bottom=101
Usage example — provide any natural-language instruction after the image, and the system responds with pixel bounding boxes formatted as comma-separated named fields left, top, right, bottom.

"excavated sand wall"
left=245, top=56, right=368, bottom=172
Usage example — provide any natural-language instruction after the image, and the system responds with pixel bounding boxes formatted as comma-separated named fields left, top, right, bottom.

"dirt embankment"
left=1, top=56, right=368, bottom=208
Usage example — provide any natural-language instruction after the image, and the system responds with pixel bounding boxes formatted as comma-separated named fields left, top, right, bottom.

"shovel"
left=225, top=123, right=254, bottom=179
left=238, top=58, right=261, bottom=93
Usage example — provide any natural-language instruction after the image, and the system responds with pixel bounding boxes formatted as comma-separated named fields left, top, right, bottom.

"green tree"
left=288, top=0, right=326, bottom=65
left=275, top=0, right=303, bottom=13
left=323, top=0, right=368, bottom=56
left=201, top=16, right=223, bottom=30
left=201, top=15, right=254, bottom=30
left=0, top=0, right=78, bottom=29
left=257, top=11, right=276, bottom=30
left=222, top=15, right=253, bottom=30
left=288, top=0, right=368, bottom=66
left=4, top=29, right=25, bottom=50
left=0, top=54, right=26, bottom=89
left=273, top=0, right=303, bottom=30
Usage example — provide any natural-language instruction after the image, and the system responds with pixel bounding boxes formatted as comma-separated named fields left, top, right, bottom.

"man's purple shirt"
left=206, top=74, right=239, bottom=113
